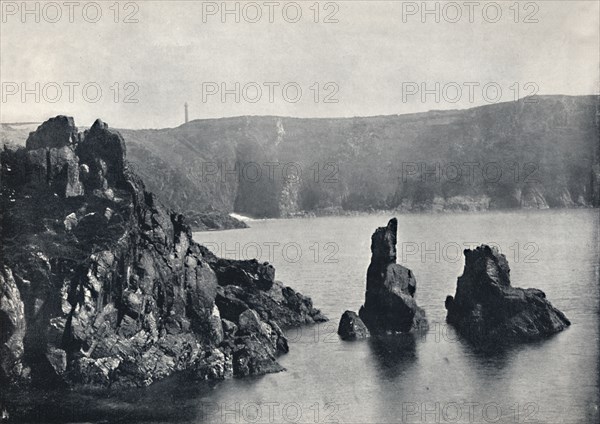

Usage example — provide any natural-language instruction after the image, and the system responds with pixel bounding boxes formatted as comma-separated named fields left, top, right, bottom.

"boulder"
left=338, top=311, right=370, bottom=340
left=210, top=258, right=275, bottom=291
left=445, top=245, right=570, bottom=345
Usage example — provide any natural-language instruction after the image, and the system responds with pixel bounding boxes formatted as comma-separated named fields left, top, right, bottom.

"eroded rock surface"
left=445, top=245, right=570, bottom=345
left=0, top=116, right=326, bottom=388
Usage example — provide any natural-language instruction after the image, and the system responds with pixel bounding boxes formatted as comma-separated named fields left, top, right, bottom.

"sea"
left=6, top=210, right=599, bottom=424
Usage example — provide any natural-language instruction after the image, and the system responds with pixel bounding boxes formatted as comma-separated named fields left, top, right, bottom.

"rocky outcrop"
left=338, top=218, right=427, bottom=339
left=445, top=245, right=570, bottom=345
left=0, top=116, right=326, bottom=388
left=338, top=311, right=370, bottom=341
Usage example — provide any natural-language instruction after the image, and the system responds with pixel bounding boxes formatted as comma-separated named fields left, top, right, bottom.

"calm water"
left=8, top=210, right=599, bottom=423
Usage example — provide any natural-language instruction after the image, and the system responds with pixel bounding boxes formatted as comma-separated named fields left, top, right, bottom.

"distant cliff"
left=0, top=117, right=326, bottom=389
left=119, top=95, right=599, bottom=217
left=3, top=96, right=599, bottom=218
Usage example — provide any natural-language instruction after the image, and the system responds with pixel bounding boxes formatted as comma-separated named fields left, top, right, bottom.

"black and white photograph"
left=0, top=1, right=599, bottom=423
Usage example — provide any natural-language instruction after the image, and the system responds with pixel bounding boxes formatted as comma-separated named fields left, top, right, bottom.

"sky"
left=1, top=0, right=599, bottom=129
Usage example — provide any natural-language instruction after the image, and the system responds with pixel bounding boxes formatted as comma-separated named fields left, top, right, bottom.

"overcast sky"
left=1, top=0, right=598, bottom=128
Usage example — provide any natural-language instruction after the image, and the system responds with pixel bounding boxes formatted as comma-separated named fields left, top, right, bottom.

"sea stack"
left=445, top=245, right=570, bottom=345
left=337, top=218, right=427, bottom=340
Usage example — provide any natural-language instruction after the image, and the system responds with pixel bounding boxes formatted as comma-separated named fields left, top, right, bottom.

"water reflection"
left=368, top=333, right=418, bottom=380
left=450, top=324, right=566, bottom=377
left=1, top=373, right=211, bottom=423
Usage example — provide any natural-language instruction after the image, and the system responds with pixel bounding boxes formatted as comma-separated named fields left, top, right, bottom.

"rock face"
left=338, top=218, right=427, bottom=339
left=0, top=116, right=326, bottom=388
left=445, top=245, right=570, bottom=345
left=338, top=311, right=370, bottom=341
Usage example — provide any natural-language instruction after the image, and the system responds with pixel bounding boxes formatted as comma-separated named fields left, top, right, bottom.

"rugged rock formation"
left=337, top=218, right=427, bottom=339
left=338, top=311, right=370, bottom=341
left=445, top=245, right=570, bottom=345
left=0, top=116, right=326, bottom=388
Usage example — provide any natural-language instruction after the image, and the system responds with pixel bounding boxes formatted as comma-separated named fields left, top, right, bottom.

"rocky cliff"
left=338, top=218, right=427, bottom=340
left=0, top=116, right=326, bottom=388
left=4, top=97, right=598, bottom=218
left=116, top=95, right=599, bottom=217
left=445, top=245, right=570, bottom=346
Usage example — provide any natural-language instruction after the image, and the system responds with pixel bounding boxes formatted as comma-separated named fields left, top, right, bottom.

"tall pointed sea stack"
left=338, top=218, right=427, bottom=340
left=445, top=245, right=570, bottom=345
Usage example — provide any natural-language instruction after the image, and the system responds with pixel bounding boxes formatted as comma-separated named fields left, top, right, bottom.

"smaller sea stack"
left=445, top=245, right=570, bottom=346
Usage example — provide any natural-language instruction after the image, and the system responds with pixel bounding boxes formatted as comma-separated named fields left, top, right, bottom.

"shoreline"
left=193, top=206, right=598, bottom=232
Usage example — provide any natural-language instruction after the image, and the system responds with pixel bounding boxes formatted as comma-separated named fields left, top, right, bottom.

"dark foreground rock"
left=338, top=218, right=427, bottom=339
left=0, top=116, right=326, bottom=388
left=445, top=245, right=570, bottom=345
